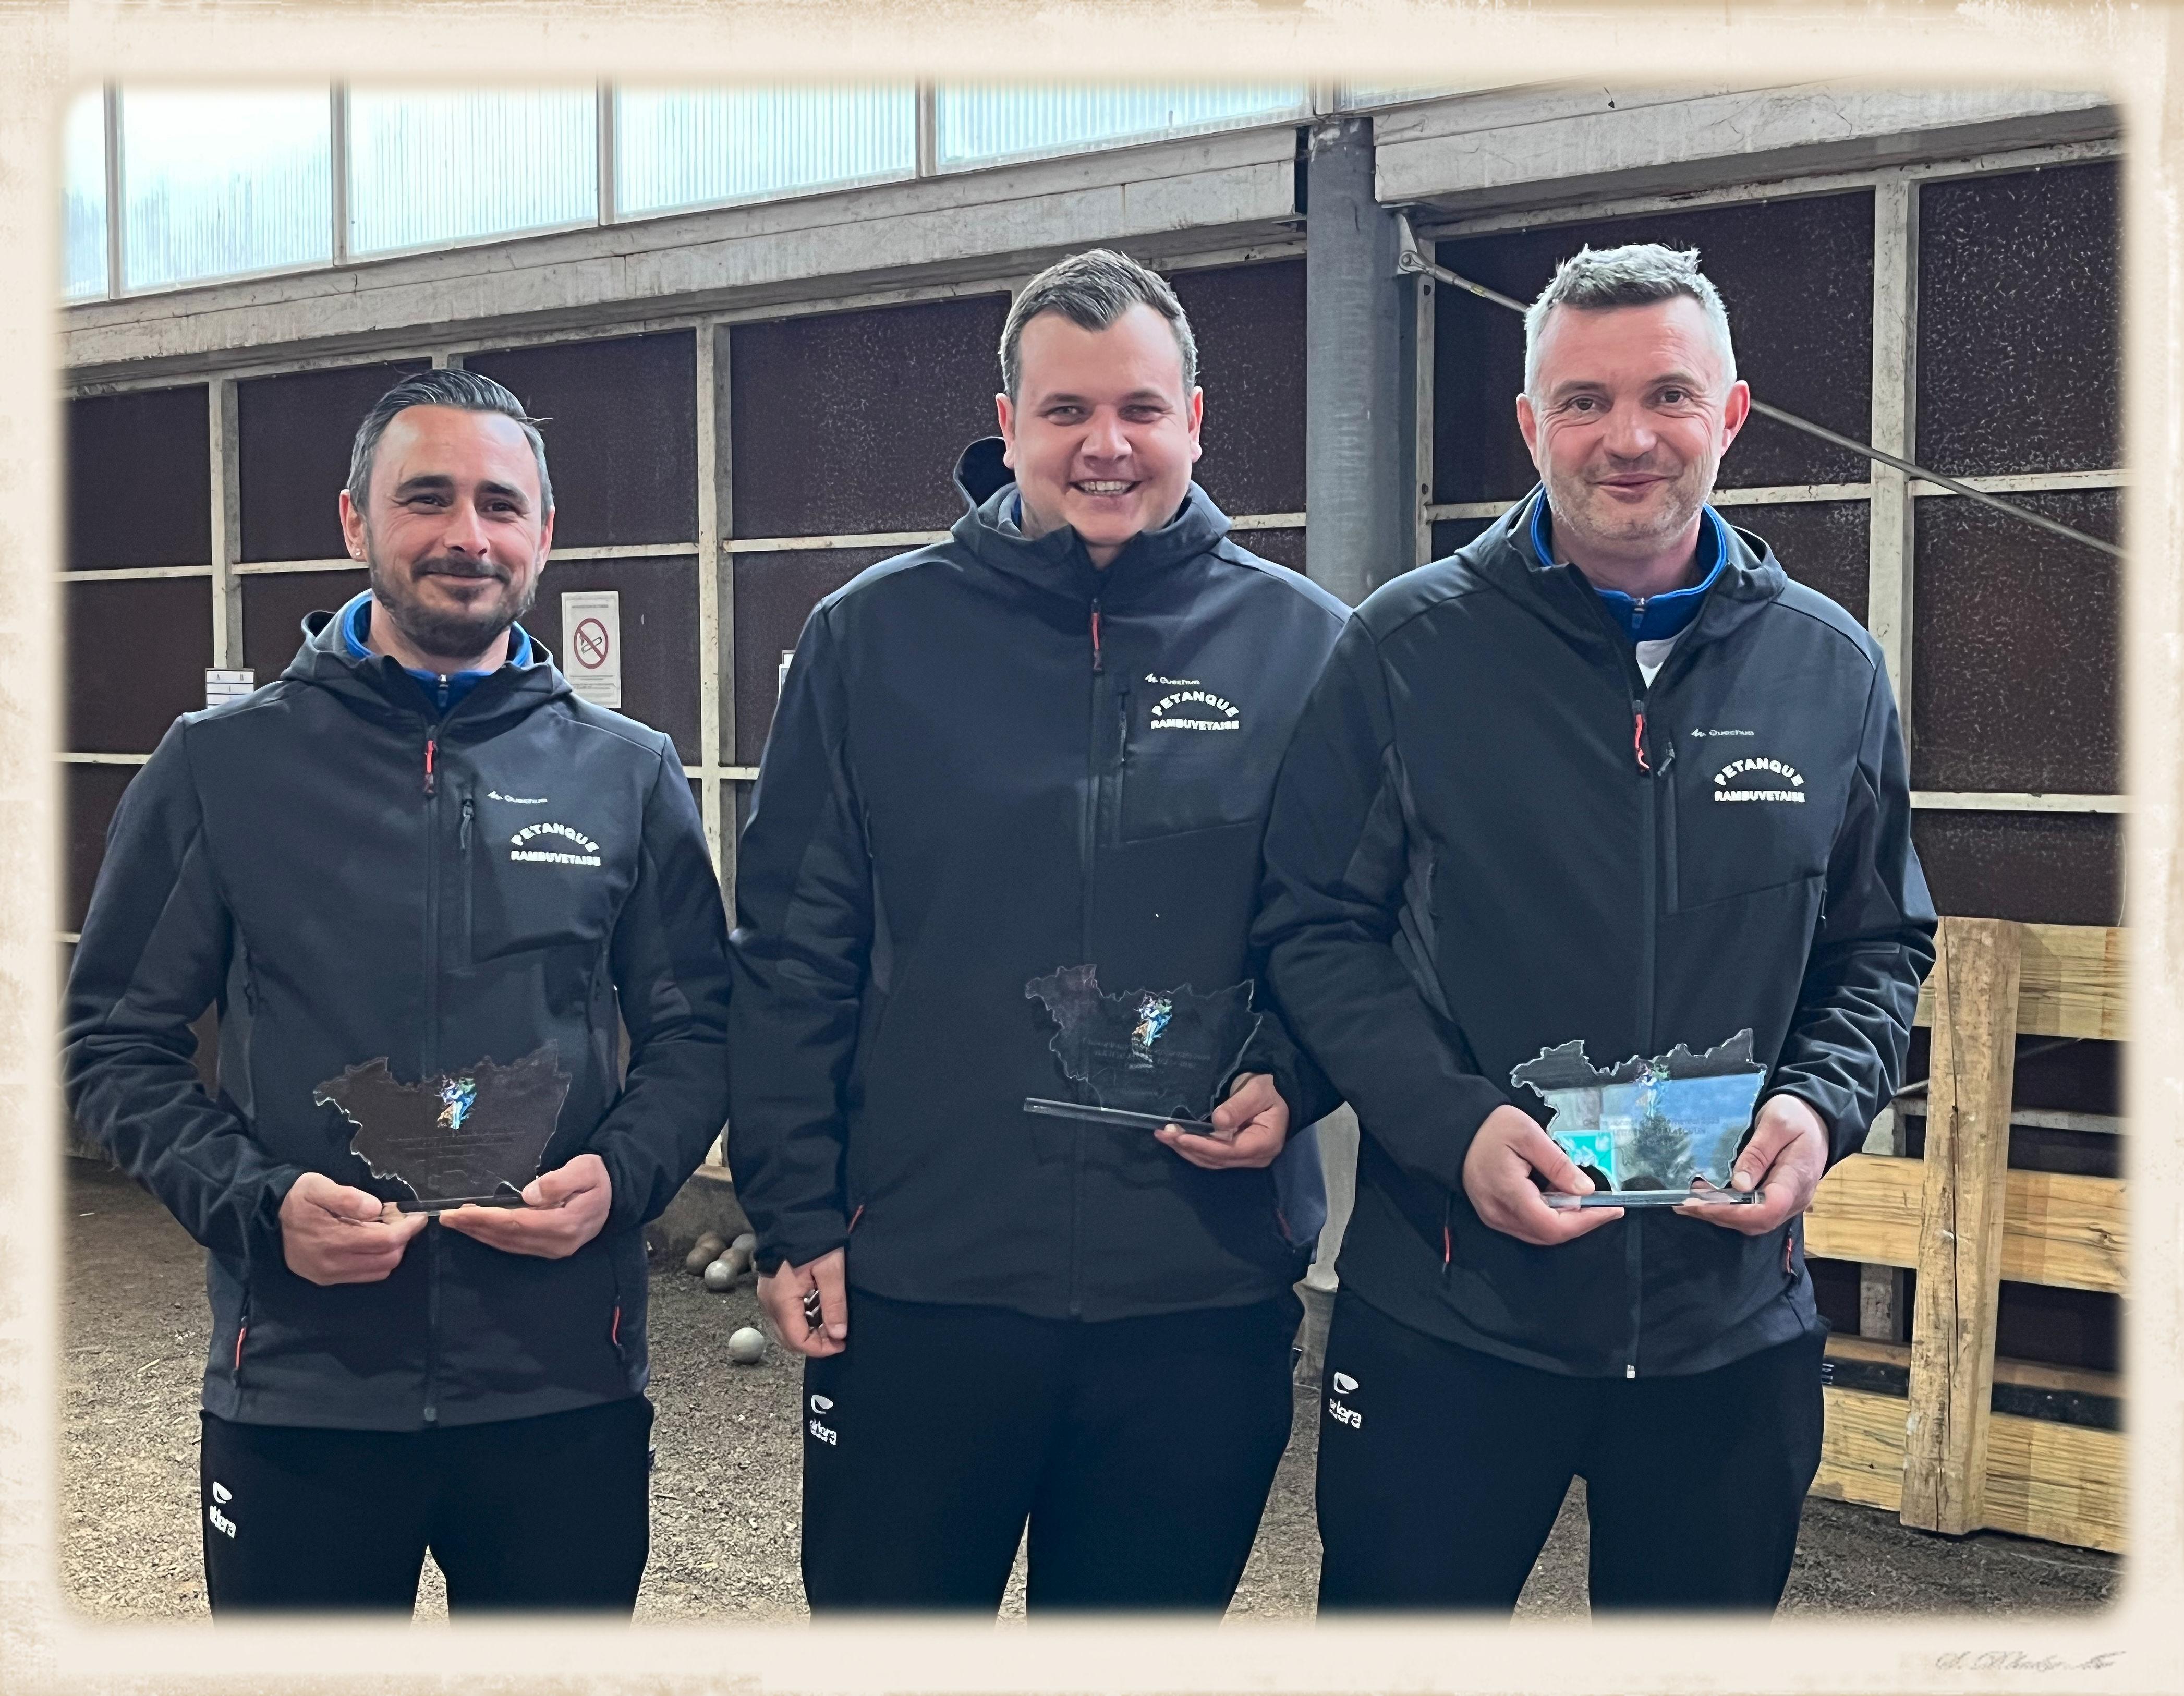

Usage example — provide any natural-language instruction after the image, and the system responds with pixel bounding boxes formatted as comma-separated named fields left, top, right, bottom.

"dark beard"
left=367, top=553, right=537, bottom=663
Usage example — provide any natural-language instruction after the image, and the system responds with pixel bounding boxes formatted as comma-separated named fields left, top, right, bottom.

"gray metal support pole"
left=1296, top=117, right=1412, bottom=1382
left=1304, top=116, right=1414, bottom=608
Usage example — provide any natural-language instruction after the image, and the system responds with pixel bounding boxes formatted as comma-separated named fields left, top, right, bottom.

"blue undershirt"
left=1531, top=497, right=1732, bottom=645
left=339, top=590, right=534, bottom=713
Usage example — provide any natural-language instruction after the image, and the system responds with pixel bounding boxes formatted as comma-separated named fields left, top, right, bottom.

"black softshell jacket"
left=1255, top=492, right=1937, bottom=1377
left=727, top=441, right=1349, bottom=1319
left=63, top=613, right=733, bottom=1430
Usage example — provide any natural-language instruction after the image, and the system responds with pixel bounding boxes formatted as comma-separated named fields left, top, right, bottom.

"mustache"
left=413, top=556, right=510, bottom=583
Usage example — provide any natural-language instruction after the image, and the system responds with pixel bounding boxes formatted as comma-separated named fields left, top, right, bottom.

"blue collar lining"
left=339, top=591, right=534, bottom=711
left=1530, top=498, right=1731, bottom=644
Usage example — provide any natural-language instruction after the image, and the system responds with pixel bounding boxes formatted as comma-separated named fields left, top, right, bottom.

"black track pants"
left=1315, top=1292, right=1824, bottom=1613
left=200, top=1398, right=653, bottom=1614
left=801, top=1289, right=1300, bottom=1614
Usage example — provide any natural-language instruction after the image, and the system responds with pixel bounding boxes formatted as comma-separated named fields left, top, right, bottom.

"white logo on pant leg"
left=1327, top=1370, right=1363, bottom=1430
left=208, top=1504, right=237, bottom=1538
left=211, top=1481, right=232, bottom=1504
left=808, top=1391, right=838, bottom=1445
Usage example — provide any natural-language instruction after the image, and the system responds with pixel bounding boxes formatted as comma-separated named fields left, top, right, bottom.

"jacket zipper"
left=420, top=717, right=454, bottom=1425
left=1630, top=674, right=1659, bottom=1382
left=1070, top=599, right=1104, bottom=1319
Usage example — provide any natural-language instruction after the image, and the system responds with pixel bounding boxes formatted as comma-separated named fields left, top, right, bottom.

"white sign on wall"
left=561, top=591, right=622, bottom=709
left=205, top=669, right=254, bottom=708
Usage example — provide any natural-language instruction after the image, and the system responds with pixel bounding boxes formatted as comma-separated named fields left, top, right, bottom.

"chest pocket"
left=1115, top=685, right=1267, bottom=843
left=1669, top=740, right=1840, bottom=911
left=462, top=793, right=629, bottom=967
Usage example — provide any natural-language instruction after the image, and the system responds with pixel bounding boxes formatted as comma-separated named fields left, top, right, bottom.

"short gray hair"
left=1523, top=244, right=1738, bottom=395
left=1000, top=248, right=1198, bottom=401
left=346, top=367, right=554, bottom=516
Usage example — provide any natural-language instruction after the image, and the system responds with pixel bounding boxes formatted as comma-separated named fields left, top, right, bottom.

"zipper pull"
left=1632, top=702, right=1651, bottom=775
left=424, top=737, right=438, bottom=796
left=1089, top=601, right=1104, bottom=673
left=437, top=674, right=451, bottom=711
left=459, top=797, right=473, bottom=849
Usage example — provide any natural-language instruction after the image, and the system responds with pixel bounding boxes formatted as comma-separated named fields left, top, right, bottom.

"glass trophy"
left=1511, top=1029, right=1770, bottom=1209
left=1024, top=964, right=1263, bottom=1133
left=314, top=1044, right=571, bottom=1213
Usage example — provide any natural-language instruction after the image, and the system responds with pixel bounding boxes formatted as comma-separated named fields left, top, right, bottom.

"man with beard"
left=64, top=368, right=731, bottom=1614
left=1255, top=245, right=1934, bottom=1612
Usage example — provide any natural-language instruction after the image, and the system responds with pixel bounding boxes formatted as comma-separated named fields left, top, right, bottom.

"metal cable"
left=1394, top=243, right=2124, bottom=562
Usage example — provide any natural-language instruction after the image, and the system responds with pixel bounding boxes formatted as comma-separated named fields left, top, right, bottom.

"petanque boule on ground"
left=731, top=1231, right=757, bottom=1257
left=727, top=1326, right=768, bottom=1365
left=703, top=1258, right=735, bottom=1292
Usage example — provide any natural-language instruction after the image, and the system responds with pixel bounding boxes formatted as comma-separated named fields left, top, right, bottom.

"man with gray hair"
left=64, top=366, right=731, bottom=1613
left=730, top=248, right=1347, bottom=1611
left=1257, top=243, right=1934, bottom=1610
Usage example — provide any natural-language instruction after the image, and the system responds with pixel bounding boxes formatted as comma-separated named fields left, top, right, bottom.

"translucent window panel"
left=615, top=87, right=915, bottom=219
left=347, top=89, right=596, bottom=258
left=935, top=84, right=1306, bottom=170
left=1434, top=192, right=1875, bottom=502
left=63, top=89, right=107, bottom=300
left=1909, top=488, right=2120, bottom=795
left=1917, top=162, right=2120, bottom=478
left=119, top=88, right=331, bottom=291
left=1171, top=261, right=1305, bottom=516
left=1336, top=85, right=1474, bottom=108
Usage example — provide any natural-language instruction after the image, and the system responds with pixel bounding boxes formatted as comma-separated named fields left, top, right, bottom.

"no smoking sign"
left=560, top=591, right=623, bottom=709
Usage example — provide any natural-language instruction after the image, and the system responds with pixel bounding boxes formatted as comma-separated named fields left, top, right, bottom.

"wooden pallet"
left=1805, top=918, right=2126, bottom=1554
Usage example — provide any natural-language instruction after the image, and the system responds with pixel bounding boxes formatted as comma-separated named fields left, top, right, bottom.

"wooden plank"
left=1813, top=1385, right=1906, bottom=1513
left=1983, top=1414, right=2126, bottom=1553
left=1807, top=1153, right=1924, bottom=1268
left=1901, top=917, right=2022, bottom=1536
left=2003, top=1168, right=2127, bottom=1295
left=1809, top=1156, right=2125, bottom=1294
left=1827, top=1335, right=2122, bottom=1402
left=1914, top=922, right=2124, bottom=1039
left=1814, top=1388, right=2125, bottom=1552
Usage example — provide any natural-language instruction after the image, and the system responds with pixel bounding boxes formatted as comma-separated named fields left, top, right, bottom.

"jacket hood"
left=283, top=601, right=573, bottom=736
left=1475, top=488, right=1788, bottom=665
left=947, top=435, right=1235, bottom=609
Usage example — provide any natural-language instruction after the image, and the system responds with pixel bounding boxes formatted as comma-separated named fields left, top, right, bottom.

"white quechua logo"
left=1149, top=684, right=1242, bottom=733
left=1713, top=757, right=1806, bottom=804
left=509, top=821, right=603, bottom=866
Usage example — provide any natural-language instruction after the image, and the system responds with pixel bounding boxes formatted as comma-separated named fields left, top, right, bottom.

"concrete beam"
left=1375, top=84, right=2117, bottom=216
left=1304, top=116, right=1414, bottom=607
left=65, top=126, right=1304, bottom=384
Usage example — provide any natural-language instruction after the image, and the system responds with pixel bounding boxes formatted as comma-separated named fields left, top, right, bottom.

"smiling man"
left=729, top=249, right=1348, bottom=1613
left=1255, top=245, right=1936, bottom=1612
left=63, top=368, right=731, bottom=1615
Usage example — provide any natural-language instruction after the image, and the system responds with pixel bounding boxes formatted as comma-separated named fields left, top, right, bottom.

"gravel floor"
left=62, top=1159, right=2118, bottom=1622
